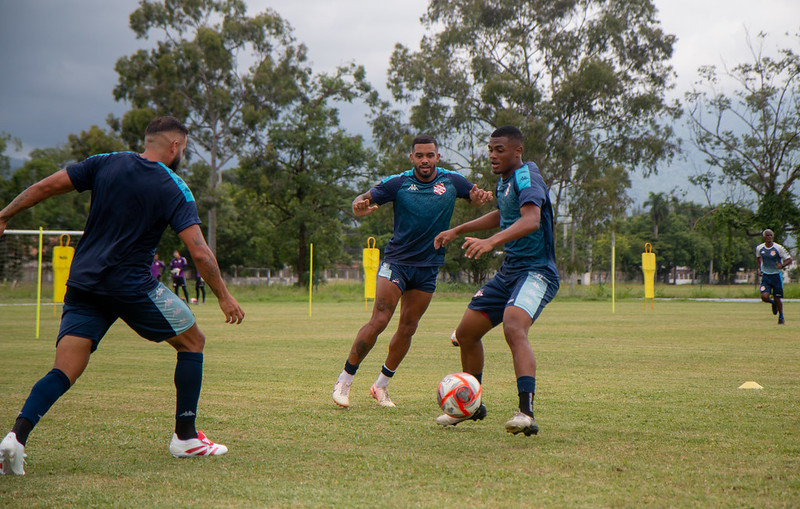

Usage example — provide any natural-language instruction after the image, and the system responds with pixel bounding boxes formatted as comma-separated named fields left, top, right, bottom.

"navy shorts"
left=760, top=273, right=784, bottom=298
left=468, top=269, right=558, bottom=327
left=58, top=283, right=196, bottom=352
left=378, top=262, right=438, bottom=293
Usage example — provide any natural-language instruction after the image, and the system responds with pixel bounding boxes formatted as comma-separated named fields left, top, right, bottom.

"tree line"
left=1, top=1, right=799, bottom=287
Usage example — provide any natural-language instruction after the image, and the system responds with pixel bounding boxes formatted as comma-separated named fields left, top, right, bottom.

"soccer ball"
left=437, top=372, right=482, bottom=418
left=190, top=298, right=197, bottom=304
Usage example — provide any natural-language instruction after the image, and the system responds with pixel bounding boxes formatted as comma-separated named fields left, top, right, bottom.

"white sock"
left=337, top=371, right=354, bottom=384
left=374, top=373, right=391, bottom=389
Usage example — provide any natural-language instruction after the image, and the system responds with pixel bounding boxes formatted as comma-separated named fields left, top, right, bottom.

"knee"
left=396, top=321, right=419, bottom=339
left=502, top=323, right=528, bottom=346
left=171, top=327, right=205, bottom=353
left=367, top=314, right=393, bottom=334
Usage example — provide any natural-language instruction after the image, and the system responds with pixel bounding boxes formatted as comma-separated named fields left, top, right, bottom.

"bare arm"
left=434, top=209, right=501, bottom=249
left=0, top=169, right=75, bottom=236
left=178, top=224, right=244, bottom=324
left=352, top=190, right=378, bottom=217
left=461, top=203, right=541, bottom=259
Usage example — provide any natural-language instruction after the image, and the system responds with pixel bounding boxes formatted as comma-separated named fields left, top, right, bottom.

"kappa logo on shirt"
left=408, top=184, right=419, bottom=191
left=433, top=183, right=446, bottom=195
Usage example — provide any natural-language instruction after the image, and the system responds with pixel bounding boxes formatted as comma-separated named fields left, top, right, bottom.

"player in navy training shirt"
left=756, top=228, right=792, bottom=324
left=0, top=117, right=244, bottom=474
left=332, top=134, right=493, bottom=409
left=433, top=126, right=559, bottom=437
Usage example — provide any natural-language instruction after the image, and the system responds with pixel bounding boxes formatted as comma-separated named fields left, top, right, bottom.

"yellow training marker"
left=738, top=381, right=763, bottom=389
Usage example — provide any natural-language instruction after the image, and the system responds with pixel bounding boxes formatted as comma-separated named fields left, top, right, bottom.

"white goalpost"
left=1, top=228, right=84, bottom=338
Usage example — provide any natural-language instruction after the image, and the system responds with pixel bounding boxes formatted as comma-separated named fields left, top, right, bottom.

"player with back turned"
left=0, top=116, right=244, bottom=475
left=434, top=125, right=559, bottom=436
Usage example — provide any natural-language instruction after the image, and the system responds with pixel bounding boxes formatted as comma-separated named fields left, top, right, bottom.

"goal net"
left=1, top=229, right=83, bottom=304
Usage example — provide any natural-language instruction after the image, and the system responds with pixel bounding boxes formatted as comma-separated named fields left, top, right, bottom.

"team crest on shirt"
left=504, top=185, right=511, bottom=196
left=771, top=250, right=777, bottom=256
left=433, top=183, right=446, bottom=195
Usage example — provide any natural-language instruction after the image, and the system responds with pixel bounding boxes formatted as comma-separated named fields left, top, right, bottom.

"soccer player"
left=332, top=134, right=493, bottom=409
left=171, top=250, right=190, bottom=301
left=433, top=125, right=559, bottom=436
left=195, top=273, right=206, bottom=304
left=0, top=116, right=244, bottom=475
left=150, top=253, right=166, bottom=281
left=756, top=228, right=792, bottom=324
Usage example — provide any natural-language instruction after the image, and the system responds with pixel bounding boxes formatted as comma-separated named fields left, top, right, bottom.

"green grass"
left=4, top=279, right=798, bottom=303
left=1, top=293, right=799, bottom=507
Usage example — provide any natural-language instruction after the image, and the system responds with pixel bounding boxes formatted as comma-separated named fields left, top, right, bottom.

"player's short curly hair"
left=491, top=125, right=523, bottom=144
left=411, top=134, right=438, bottom=152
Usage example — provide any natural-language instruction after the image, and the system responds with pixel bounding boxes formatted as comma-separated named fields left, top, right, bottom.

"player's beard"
left=415, top=164, right=435, bottom=181
left=168, top=152, right=182, bottom=171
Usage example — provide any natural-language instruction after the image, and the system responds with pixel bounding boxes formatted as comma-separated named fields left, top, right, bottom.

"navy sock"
left=174, top=352, right=203, bottom=440
left=380, top=365, right=395, bottom=378
left=344, top=360, right=359, bottom=376
left=16, top=368, right=72, bottom=445
left=474, top=372, right=483, bottom=385
left=517, top=376, right=536, bottom=417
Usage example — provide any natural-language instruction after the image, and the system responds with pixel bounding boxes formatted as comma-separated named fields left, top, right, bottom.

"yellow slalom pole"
left=36, top=227, right=43, bottom=338
left=611, top=230, right=616, bottom=314
left=308, top=243, right=313, bottom=317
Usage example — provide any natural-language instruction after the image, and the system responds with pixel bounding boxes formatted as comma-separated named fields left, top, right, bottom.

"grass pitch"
left=1, top=294, right=798, bottom=507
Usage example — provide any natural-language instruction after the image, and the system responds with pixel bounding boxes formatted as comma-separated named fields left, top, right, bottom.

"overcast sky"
left=1, top=0, right=799, bottom=202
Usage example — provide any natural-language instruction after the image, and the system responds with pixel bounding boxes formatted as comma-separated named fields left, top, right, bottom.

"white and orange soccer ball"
left=437, top=372, right=482, bottom=418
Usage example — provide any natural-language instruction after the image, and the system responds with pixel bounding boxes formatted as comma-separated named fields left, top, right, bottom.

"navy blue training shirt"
left=66, top=152, right=201, bottom=295
left=370, top=168, right=474, bottom=266
left=495, top=162, right=559, bottom=283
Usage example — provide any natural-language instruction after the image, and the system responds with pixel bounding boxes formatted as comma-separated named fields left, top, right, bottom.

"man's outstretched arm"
left=0, top=170, right=75, bottom=236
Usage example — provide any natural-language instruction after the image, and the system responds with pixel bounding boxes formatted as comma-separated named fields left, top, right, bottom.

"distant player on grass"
left=332, top=134, right=493, bottom=409
left=433, top=125, right=558, bottom=436
left=171, top=250, right=190, bottom=301
left=756, top=228, right=792, bottom=325
left=0, top=116, right=244, bottom=475
left=150, top=253, right=166, bottom=281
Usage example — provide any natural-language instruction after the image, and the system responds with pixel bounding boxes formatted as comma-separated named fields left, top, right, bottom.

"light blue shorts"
left=468, top=269, right=558, bottom=326
left=58, top=282, right=196, bottom=352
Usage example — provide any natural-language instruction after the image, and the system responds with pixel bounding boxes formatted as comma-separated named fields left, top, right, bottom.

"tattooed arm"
left=0, top=169, right=75, bottom=237
left=178, top=224, right=245, bottom=324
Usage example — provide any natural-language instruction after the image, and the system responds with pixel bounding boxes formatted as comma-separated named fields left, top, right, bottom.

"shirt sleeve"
left=446, top=172, right=474, bottom=199
left=163, top=177, right=201, bottom=234
left=369, top=174, right=405, bottom=206
left=66, top=154, right=112, bottom=192
left=777, top=244, right=791, bottom=260
left=516, top=168, right=545, bottom=209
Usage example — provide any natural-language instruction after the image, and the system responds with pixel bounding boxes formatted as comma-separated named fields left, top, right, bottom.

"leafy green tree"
left=114, top=0, right=307, bottom=254
left=643, top=191, right=670, bottom=239
left=2, top=146, right=89, bottom=231
left=67, top=125, right=128, bottom=161
left=686, top=31, right=800, bottom=239
left=234, top=64, right=375, bottom=284
left=381, top=0, right=680, bottom=238
left=0, top=133, right=21, bottom=181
